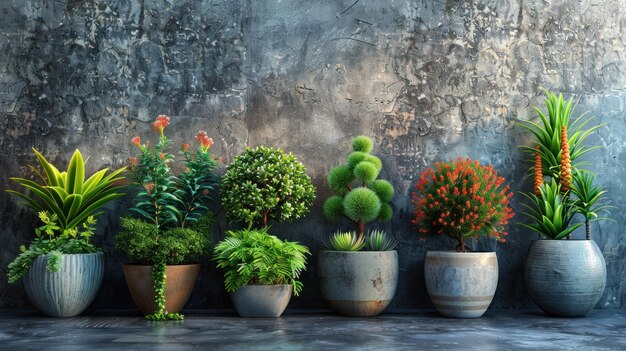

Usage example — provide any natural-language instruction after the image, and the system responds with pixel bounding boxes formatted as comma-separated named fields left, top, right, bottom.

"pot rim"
left=319, top=250, right=397, bottom=254
left=531, top=239, right=598, bottom=242
left=35, top=252, right=103, bottom=258
left=237, top=284, right=293, bottom=288
left=123, top=262, right=200, bottom=267
left=426, top=250, right=496, bottom=257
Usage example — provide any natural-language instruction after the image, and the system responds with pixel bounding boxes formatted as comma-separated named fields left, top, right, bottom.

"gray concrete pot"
left=318, top=251, right=398, bottom=316
left=23, top=252, right=104, bottom=317
left=525, top=239, right=606, bottom=317
left=424, top=251, right=498, bottom=318
left=230, top=285, right=293, bottom=317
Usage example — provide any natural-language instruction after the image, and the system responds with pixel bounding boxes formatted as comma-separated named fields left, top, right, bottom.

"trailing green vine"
left=145, top=259, right=183, bottom=321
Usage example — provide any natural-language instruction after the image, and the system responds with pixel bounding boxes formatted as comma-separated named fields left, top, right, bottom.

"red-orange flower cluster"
left=152, top=115, right=170, bottom=133
left=411, top=158, right=514, bottom=245
left=196, top=130, right=214, bottom=150
left=132, top=136, right=141, bottom=147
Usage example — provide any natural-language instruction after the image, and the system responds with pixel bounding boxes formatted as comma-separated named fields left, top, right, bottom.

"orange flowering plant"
left=412, top=158, right=514, bottom=252
left=126, top=116, right=217, bottom=229
left=118, top=115, right=217, bottom=321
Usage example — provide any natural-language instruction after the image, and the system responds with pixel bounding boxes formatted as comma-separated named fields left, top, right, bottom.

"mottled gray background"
left=0, top=0, right=624, bottom=312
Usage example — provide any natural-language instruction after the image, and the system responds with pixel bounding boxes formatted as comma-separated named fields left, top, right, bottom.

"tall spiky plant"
left=519, top=91, right=610, bottom=240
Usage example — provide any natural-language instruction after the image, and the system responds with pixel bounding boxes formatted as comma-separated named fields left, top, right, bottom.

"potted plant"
left=7, top=149, right=125, bottom=317
left=319, top=135, right=399, bottom=317
left=213, top=227, right=309, bottom=317
left=519, top=91, right=610, bottom=317
left=412, top=158, right=514, bottom=318
left=217, top=145, right=316, bottom=317
left=117, top=115, right=216, bottom=320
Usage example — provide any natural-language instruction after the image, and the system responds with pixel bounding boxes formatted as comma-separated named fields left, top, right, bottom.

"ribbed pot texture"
left=23, top=252, right=104, bottom=317
left=230, top=285, right=293, bottom=318
left=424, top=251, right=498, bottom=318
left=122, top=264, right=200, bottom=315
left=525, top=239, right=606, bottom=317
left=318, top=251, right=398, bottom=316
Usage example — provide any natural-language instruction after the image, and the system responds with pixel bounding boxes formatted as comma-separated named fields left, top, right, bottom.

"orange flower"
left=181, top=143, right=189, bottom=152
left=132, top=136, right=141, bottom=147
left=534, top=145, right=543, bottom=196
left=159, top=153, right=165, bottom=160
left=196, top=130, right=214, bottom=150
left=152, top=115, right=170, bottom=133
left=128, top=157, right=138, bottom=166
left=560, top=125, right=572, bottom=192
left=143, top=182, right=155, bottom=194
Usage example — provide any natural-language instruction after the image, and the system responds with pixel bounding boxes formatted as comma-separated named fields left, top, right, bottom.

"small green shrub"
left=221, top=146, right=316, bottom=227
left=213, top=227, right=310, bottom=295
left=115, top=216, right=211, bottom=265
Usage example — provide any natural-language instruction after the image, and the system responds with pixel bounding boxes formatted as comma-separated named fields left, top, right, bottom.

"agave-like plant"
left=365, top=230, right=398, bottom=251
left=8, top=148, right=126, bottom=236
left=520, top=180, right=583, bottom=240
left=323, top=231, right=365, bottom=251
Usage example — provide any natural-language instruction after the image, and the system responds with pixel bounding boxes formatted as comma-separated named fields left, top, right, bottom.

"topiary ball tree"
left=323, top=136, right=394, bottom=239
left=222, top=146, right=316, bottom=228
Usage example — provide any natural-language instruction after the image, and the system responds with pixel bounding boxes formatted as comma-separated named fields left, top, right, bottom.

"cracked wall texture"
left=1, top=0, right=625, bottom=311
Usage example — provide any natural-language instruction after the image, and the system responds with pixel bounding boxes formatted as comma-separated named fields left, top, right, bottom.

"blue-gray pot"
left=230, top=284, right=293, bottom=317
left=525, top=239, right=606, bottom=317
left=424, top=251, right=498, bottom=318
left=318, top=250, right=398, bottom=316
left=23, top=252, right=104, bottom=317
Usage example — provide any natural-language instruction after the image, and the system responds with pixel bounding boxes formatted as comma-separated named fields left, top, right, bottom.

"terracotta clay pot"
left=122, top=264, right=200, bottom=315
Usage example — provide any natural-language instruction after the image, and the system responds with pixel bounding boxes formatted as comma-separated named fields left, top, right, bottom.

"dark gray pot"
left=23, top=252, right=104, bottom=317
left=318, top=251, right=398, bottom=316
left=424, top=251, right=498, bottom=318
left=230, top=285, right=293, bottom=317
left=525, top=239, right=606, bottom=317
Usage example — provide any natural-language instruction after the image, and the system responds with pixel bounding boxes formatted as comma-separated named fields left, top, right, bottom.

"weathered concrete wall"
left=1, top=0, right=624, bottom=311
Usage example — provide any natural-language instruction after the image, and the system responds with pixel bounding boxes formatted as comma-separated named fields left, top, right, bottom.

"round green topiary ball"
left=352, top=135, right=373, bottom=153
left=328, top=165, right=354, bottom=193
left=347, top=151, right=368, bottom=169
left=323, top=195, right=344, bottom=222
left=377, top=203, right=393, bottom=222
left=353, top=161, right=379, bottom=184
left=366, top=155, right=382, bottom=172
left=343, top=187, right=381, bottom=222
left=369, top=179, right=394, bottom=202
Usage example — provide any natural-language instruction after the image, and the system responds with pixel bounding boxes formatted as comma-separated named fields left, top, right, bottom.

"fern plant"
left=7, top=149, right=125, bottom=283
left=213, top=227, right=310, bottom=295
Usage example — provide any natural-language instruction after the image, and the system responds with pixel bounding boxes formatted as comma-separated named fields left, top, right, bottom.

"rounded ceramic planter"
left=318, top=250, right=398, bottom=316
left=23, top=252, right=104, bottom=317
left=424, top=251, right=498, bottom=318
left=525, top=239, right=606, bottom=317
left=122, top=263, right=200, bottom=315
left=230, top=284, right=293, bottom=317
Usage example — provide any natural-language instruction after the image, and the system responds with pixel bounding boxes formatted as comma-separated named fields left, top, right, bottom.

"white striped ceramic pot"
left=424, top=251, right=498, bottom=318
left=23, top=253, right=104, bottom=317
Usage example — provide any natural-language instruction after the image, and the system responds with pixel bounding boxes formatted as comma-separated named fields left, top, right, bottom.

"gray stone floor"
left=0, top=309, right=625, bottom=350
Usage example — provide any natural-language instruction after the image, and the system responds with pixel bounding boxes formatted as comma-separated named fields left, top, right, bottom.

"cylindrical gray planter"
left=525, top=239, right=606, bottom=317
left=424, top=251, right=498, bottom=318
left=230, top=285, right=293, bottom=317
left=318, top=251, right=398, bottom=316
left=23, top=252, right=104, bottom=317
